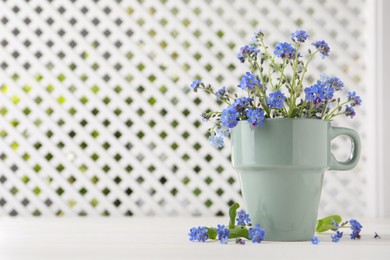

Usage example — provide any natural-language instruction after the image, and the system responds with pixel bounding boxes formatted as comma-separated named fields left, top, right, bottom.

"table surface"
left=0, top=217, right=389, bottom=260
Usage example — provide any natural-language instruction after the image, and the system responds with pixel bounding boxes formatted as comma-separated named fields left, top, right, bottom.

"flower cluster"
left=190, top=80, right=202, bottom=92
left=304, top=80, right=334, bottom=104
left=331, top=231, right=343, bottom=243
left=291, top=30, right=309, bottom=42
left=221, top=107, right=239, bottom=128
left=208, top=134, right=224, bottom=149
left=237, top=45, right=260, bottom=63
left=274, top=42, right=296, bottom=59
left=236, top=209, right=251, bottom=225
left=313, top=216, right=364, bottom=244
left=268, top=90, right=286, bottom=108
left=248, top=224, right=266, bottom=243
left=310, top=236, right=320, bottom=245
left=188, top=203, right=265, bottom=245
left=246, top=108, right=265, bottom=127
left=189, top=29, right=362, bottom=148
left=215, top=86, right=227, bottom=101
left=216, top=224, right=230, bottom=244
left=188, top=226, right=208, bottom=242
left=239, top=72, right=261, bottom=90
left=349, top=219, right=363, bottom=239
left=312, top=40, right=330, bottom=59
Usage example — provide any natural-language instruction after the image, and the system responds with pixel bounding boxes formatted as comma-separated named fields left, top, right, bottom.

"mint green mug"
left=231, top=118, right=361, bottom=241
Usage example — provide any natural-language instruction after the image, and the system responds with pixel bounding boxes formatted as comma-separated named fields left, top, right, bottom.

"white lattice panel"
left=0, top=0, right=368, bottom=217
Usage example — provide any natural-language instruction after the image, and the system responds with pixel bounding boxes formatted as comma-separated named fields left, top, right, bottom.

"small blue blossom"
left=312, top=40, right=330, bottom=59
left=215, top=127, right=230, bottom=137
left=216, top=224, right=230, bottom=244
left=221, top=106, right=239, bottom=128
left=308, top=79, right=336, bottom=102
left=331, top=218, right=339, bottom=231
left=331, top=231, right=343, bottom=243
left=305, top=85, right=319, bottom=102
left=320, top=74, right=344, bottom=91
left=239, top=72, right=261, bottom=90
left=188, top=227, right=198, bottom=242
left=215, top=86, right=227, bottom=101
left=310, top=236, right=320, bottom=245
left=268, top=90, right=286, bottom=108
left=208, top=135, right=224, bottom=149
left=248, top=224, right=266, bottom=243
left=237, top=45, right=260, bottom=63
left=274, top=42, right=296, bottom=59
left=291, top=30, right=309, bottom=42
left=188, top=226, right=208, bottom=242
left=251, top=29, right=263, bottom=44
left=236, top=210, right=251, bottom=226
left=348, top=91, right=362, bottom=106
left=305, top=82, right=325, bottom=103
left=319, top=74, right=331, bottom=84
left=324, top=85, right=335, bottom=100
left=327, top=77, right=344, bottom=91
left=345, top=105, right=356, bottom=119
left=190, top=80, right=202, bottom=92
left=233, top=97, right=254, bottom=112
left=349, top=219, right=362, bottom=239
left=246, top=108, right=265, bottom=127
left=220, top=236, right=229, bottom=244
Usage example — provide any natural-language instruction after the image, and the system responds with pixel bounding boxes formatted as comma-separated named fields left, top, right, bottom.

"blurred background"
left=0, top=0, right=386, bottom=218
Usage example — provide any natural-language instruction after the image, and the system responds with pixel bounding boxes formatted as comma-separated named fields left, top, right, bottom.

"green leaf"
left=207, top=227, right=217, bottom=240
left=228, top=203, right=240, bottom=229
left=316, top=215, right=342, bottom=233
left=229, top=225, right=249, bottom=239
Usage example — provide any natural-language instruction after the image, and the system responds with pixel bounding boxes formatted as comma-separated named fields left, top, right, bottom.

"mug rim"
left=236, top=117, right=330, bottom=125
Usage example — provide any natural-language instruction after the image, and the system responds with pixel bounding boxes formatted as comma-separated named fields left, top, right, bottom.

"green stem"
left=307, top=102, right=313, bottom=118
left=295, top=50, right=319, bottom=100
left=283, top=104, right=288, bottom=116
left=206, top=227, right=218, bottom=240
left=248, top=59, right=261, bottom=107
left=288, top=44, right=301, bottom=117
left=328, top=112, right=346, bottom=120
left=228, top=203, right=239, bottom=229
left=325, top=101, right=350, bottom=120
left=290, top=50, right=319, bottom=118
left=200, top=87, right=231, bottom=106
left=277, top=60, right=287, bottom=90
left=260, top=38, right=283, bottom=74
left=254, top=61, right=267, bottom=90
left=299, top=100, right=307, bottom=117
left=268, top=63, right=275, bottom=90
left=321, top=100, right=328, bottom=119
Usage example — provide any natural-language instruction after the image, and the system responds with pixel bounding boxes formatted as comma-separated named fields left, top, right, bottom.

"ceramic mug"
left=231, top=118, right=361, bottom=241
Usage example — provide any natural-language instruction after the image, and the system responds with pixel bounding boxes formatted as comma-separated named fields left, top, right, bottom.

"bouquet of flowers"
left=190, top=29, right=362, bottom=148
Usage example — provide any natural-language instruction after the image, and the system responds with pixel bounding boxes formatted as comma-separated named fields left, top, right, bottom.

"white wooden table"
left=0, top=218, right=389, bottom=260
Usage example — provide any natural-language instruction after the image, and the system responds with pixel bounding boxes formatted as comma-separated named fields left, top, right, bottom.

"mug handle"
left=329, top=127, right=361, bottom=171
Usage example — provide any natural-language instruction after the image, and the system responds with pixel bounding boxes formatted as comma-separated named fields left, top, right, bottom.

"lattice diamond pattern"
left=0, top=0, right=368, bottom=216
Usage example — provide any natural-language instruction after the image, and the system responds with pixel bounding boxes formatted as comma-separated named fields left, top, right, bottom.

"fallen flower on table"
left=310, top=236, right=320, bottom=245
left=188, top=203, right=265, bottom=244
left=188, top=203, right=364, bottom=245
left=331, top=231, right=343, bottom=243
left=313, top=215, right=364, bottom=244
